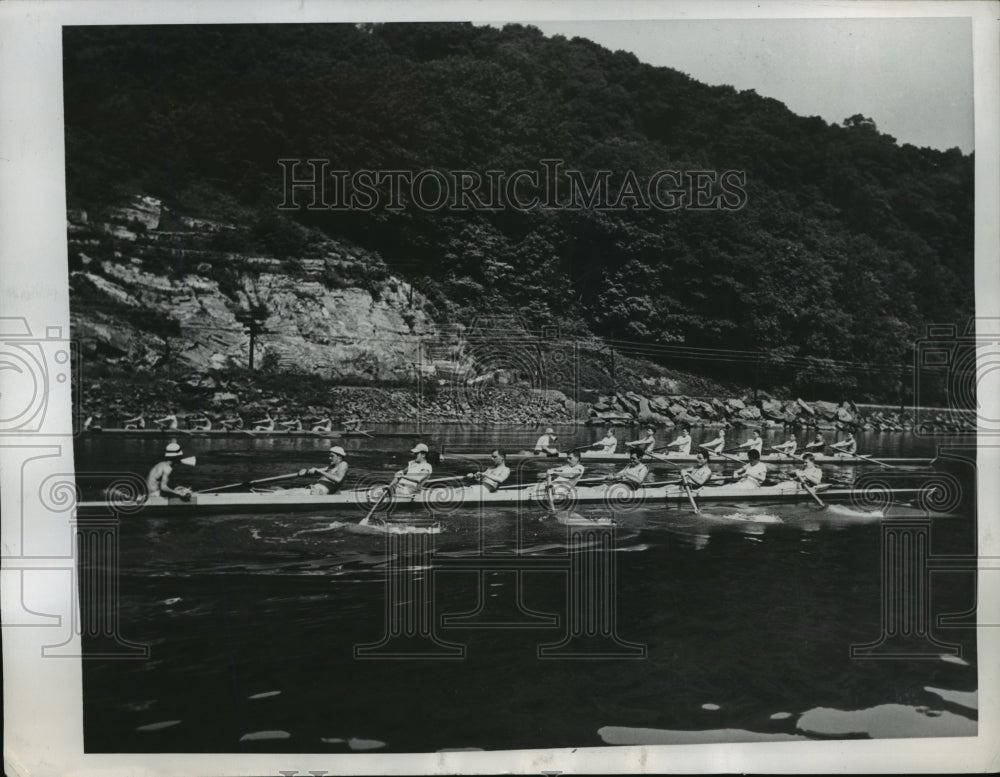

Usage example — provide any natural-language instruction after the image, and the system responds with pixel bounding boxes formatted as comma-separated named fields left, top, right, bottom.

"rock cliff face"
left=69, top=195, right=437, bottom=381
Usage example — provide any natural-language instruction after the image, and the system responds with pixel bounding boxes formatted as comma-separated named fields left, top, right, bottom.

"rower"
left=84, top=412, right=102, bottom=431
left=732, top=448, right=767, bottom=488
left=772, top=433, right=798, bottom=457
left=154, top=410, right=179, bottom=430
left=596, top=428, right=618, bottom=454
left=344, top=418, right=363, bottom=433
left=737, top=430, right=763, bottom=454
left=190, top=413, right=213, bottom=431
left=803, top=432, right=826, bottom=452
left=387, top=443, right=433, bottom=497
left=680, top=451, right=713, bottom=490
left=793, top=453, right=823, bottom=486
left=664, top=424, right=692, bottom=455
left=220, top=413, right=243, bottom=430
left=123, top=412, right=145, bottom=430
left=701, top=429, right=726, bottom=454
left=147, top=442, right=195, bottom=500
left=830, top=432, right=857, bottom=455
left=279, top=416, right=303, bottom=432
left=311, top=414, right=333, bottom=433
left=299, top=445, right=349, bottom=494
left=534, top=427, right=559, bottom=456
left=545, top=451, right=585, bottom=487
left=253, top=410, right=275, bottom=432
left=608, top=450, right=649, bottom=489
left=467, top=449, right=511, bottom=492
left=625, top=427, right=657, bottom=454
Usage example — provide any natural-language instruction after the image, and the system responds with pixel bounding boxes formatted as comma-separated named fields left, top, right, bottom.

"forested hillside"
left=63, top=23, right=973, bottom=401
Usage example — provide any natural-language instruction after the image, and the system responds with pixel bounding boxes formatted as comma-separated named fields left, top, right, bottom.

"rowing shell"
left=77, top=480, right=932, bottom=518
left=442, top=450, right=933, bottom=466
left=80, top=428, right=420, bottom=439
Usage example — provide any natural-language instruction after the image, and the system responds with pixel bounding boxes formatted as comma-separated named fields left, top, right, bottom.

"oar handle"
left=196, top=471, right=300, bottom=494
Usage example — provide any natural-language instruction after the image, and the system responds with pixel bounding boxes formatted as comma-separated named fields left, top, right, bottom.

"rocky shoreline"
left=80, top=377, right=973, bottom=434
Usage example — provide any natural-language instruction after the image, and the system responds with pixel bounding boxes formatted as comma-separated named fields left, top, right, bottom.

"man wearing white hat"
left=299, top=445, right=349, bottom=495
left=388, top=443, right=433, bottom=497
left=534, top=427, right=559, bottom=456
left=147, top=442, right=195, bottom=500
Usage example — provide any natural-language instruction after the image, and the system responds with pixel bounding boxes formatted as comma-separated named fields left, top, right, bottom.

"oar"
left=767, top=446, right=805, bottom=462
left=831, top=448, right=900, bottom=469
left=361, top=487, right=392, bottom=526
left=680, top=475, right=700, bottom=514
left=646, top=450, right=684, bottom=469
left=197, top=471, right=301, bottom=494
left=798, top=477, right=826, bottom=508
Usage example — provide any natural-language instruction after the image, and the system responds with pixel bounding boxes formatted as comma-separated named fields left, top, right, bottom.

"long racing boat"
left=78, top=427, right=421, bottom=439
left=76, top=479, right=934, bottom=519
left=441, top=449, right=933, bottom=466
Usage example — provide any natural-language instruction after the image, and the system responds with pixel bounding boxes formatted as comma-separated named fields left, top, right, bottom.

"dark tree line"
left=63, top=22, right=973, bottom=399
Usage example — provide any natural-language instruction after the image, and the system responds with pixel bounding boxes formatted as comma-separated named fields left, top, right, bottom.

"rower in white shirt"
left=154, top=410, right=179, bottom=430
left=388, top=443, right=433, bottom=497
left=680, top=452, right=714, bottom=489
left=596, top=428, right=618, bottom=454
left=664, top=425, right=692, bottom=455
left=793, top=453, right=823, bottom=486
left=608, top=451, right=649, bottom=489
left=830, top=432, right=857, bottom=455
left=545, top=451, right=585, bottom=487
left=732, top=449, right=768, bottom=488
left=700, top=429, right=726, bottom=454
left=534, top=427, right=559, bottom=456
left=467, top=449, right=511, bottom=492
left=771, top=433, right=798, bottom=458
left=738, top=430, right=763, bottom=453
left=123, top=412, right=146, bottom=430
left=625, top=427, right=657, bottom=454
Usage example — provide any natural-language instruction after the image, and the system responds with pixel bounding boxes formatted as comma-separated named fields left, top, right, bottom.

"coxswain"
left=279, top=416, right=303, bottom=432
left=609, top=450, right=649, bottom=489
left=596, top=428, right=618, bottom=454
left=803, top=432, right=826, bottom=452
left=737, top=430, right=763, bottom=453
left=146, top=442, right=194, bottom=500
left=545, top=451, right=585, bottom=487
left=388, top=443, right=433, bottom=497
left=700, top=429, right=726, bottom=454
left=772, top=433, right=798, bottom=457
left=665, top=425, right=692, bottom=455
left=680, top=451, right=714, bottom=489
left=123, top=412, right=145, bottom=430
left=311, top=414, right=333, bottom=433
left=299, top=446, right=349, bottom=494
left=253, top=410, right=275, bottom=432
left=793, top=453, right=823, bottom=486
left=534, top=427, right=559, bottom=456
left=626, top=427, right=657, bottom=454
left=467, top=449, right=510, bottom=492
left=732, top=448, right=768, bottom=488
left=830, top=432, right=857, bottom=455
left=153, top=410, right=179, bottom=430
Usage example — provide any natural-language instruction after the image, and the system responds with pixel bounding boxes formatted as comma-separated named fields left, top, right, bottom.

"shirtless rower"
left=298, top=445, right=349, bottom=494
left=466, top=449, right=511, bottom=492
left=343, top=418, right=364, bottom=433
left=608, top=450, right=649, bottom=489
left=153, top=409, right=179, bottom=430
left=625, top=427, right=657, bottom=454
left=146, top=442, right=194, bottom=500
left=279, top=416, right=303, bottom=432
left=190, top=413, right=213, bottom=431
left=664, top=425, right=692, bottom=455
left=253, top=410, right=275, bottom=432
left=732, top=449, right=768, bottom=488
left=311, top=414, right=333, bottom=433
left=387, top=443, right=433, bottom=497
left=220, top=413, right=244, bottom=431
left=534, top=427, right=559, bottom=456
left=830, top=432, right=857, bottom=455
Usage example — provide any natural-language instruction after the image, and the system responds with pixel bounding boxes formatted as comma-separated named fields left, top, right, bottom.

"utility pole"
left=238, top=304, right=269, bottom=371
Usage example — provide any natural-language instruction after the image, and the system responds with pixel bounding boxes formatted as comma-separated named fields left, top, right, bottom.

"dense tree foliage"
left=63, top=23, right=973, bottom=399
